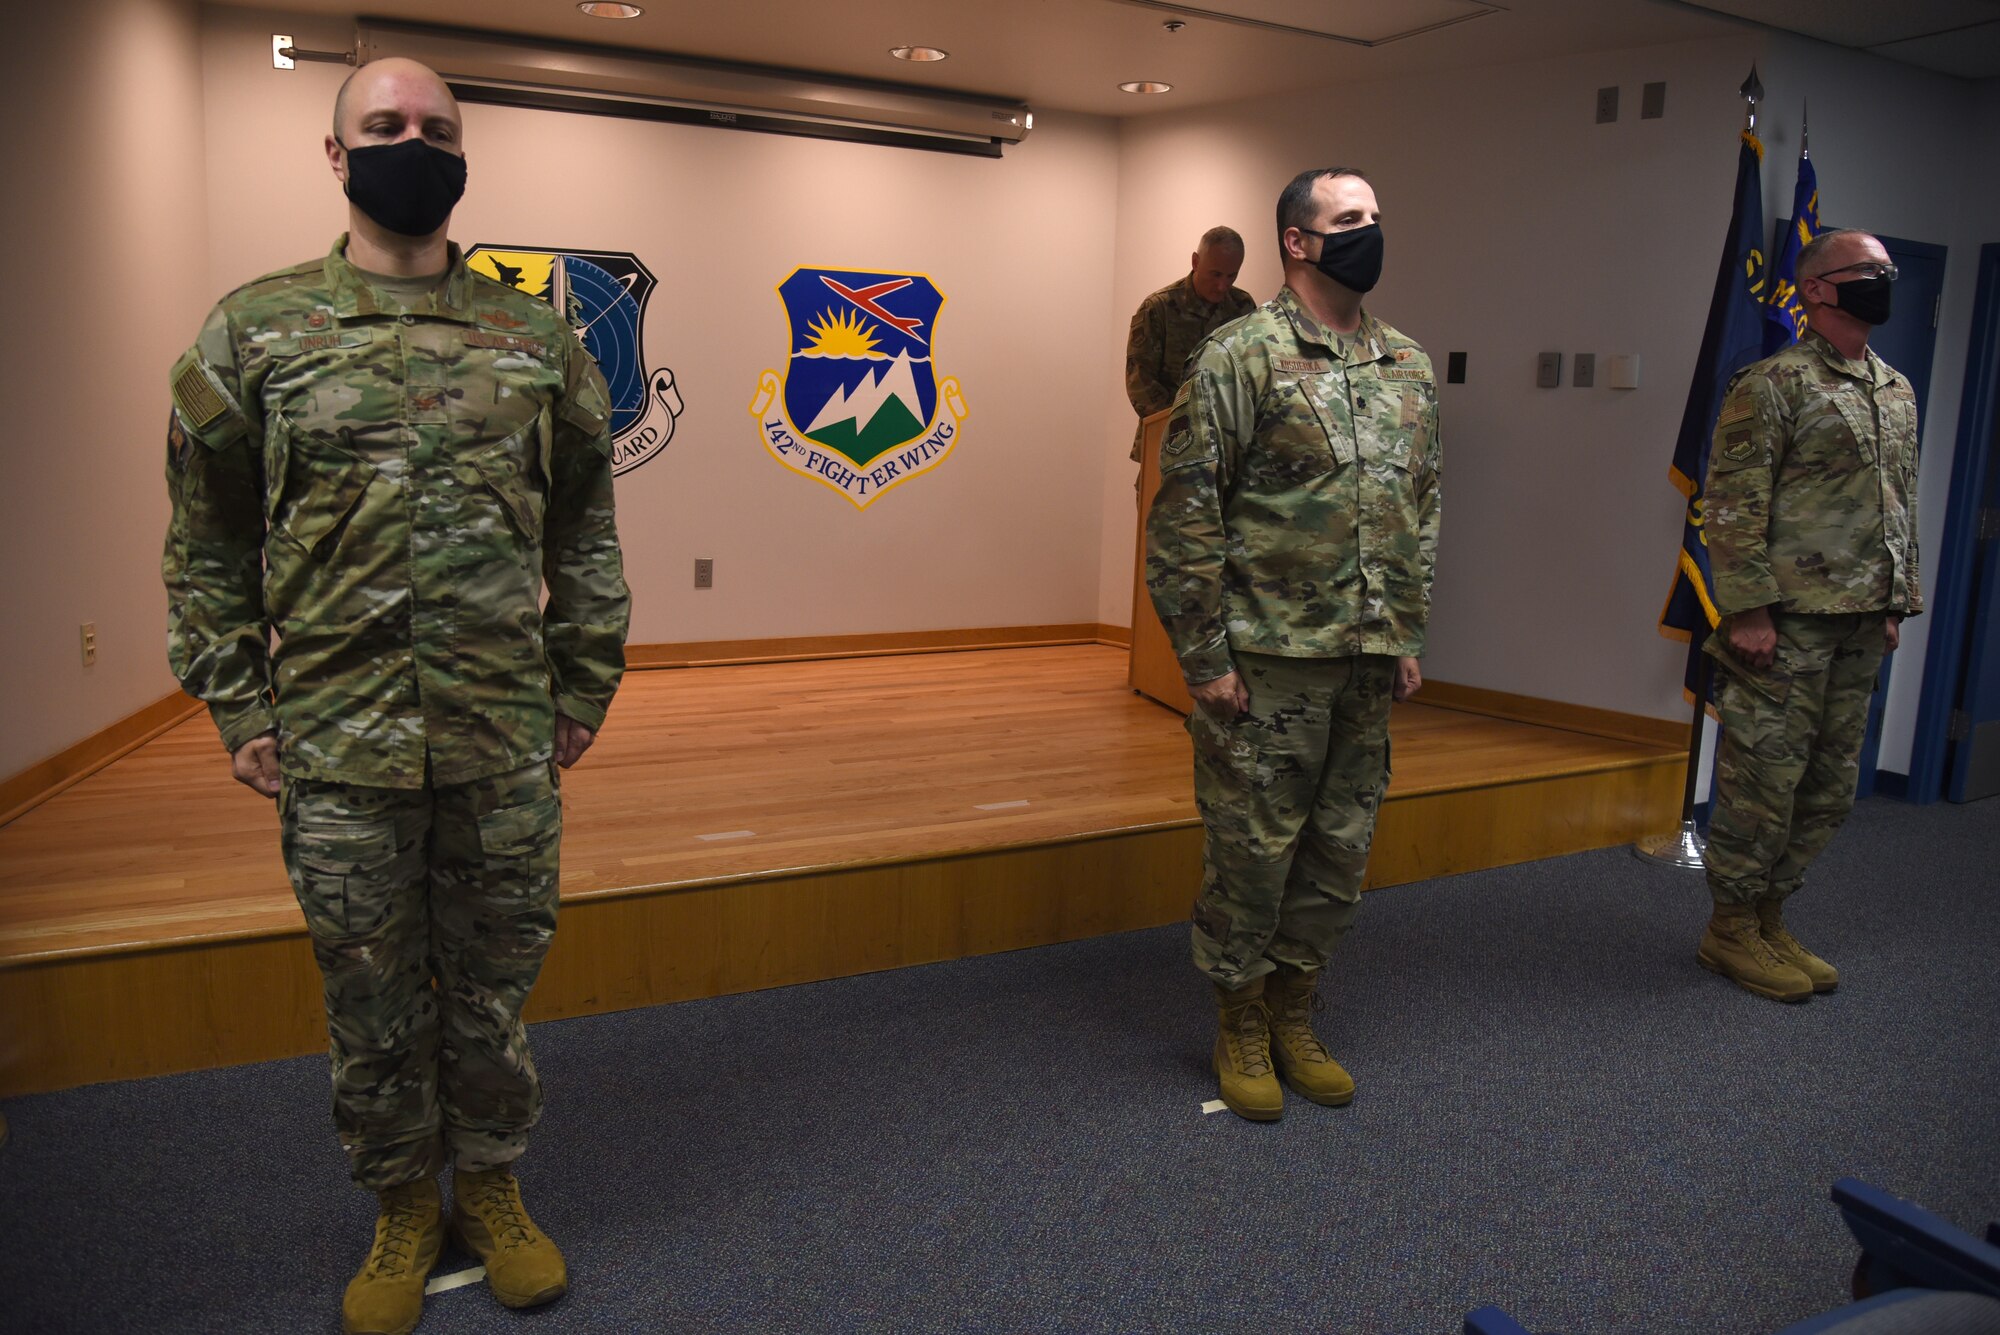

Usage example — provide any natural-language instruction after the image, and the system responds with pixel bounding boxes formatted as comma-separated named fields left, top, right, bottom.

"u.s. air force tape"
left=171, top=361, right=229, bottom=430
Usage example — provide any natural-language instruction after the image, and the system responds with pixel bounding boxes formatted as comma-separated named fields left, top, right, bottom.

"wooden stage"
left=0, top=646, right=1683, bottom=1097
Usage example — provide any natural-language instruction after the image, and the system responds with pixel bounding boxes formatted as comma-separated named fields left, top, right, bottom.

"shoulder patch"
left=1722, top=432, right=1755, bottom=462
left=171, top=361, right=228, bottom=430
left=1715, top=400, right=1755, bottom=429
left=1163, top=411, right=1193, bottom=456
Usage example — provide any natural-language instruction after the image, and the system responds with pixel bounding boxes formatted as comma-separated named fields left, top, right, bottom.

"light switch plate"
left=1536, top=351, right=1562, bottom=388
left=1608, top=354, right=1641, bottom=389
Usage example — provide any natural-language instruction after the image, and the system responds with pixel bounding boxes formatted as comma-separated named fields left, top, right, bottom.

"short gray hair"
left=1797, top=228, right=1874, bottom=279
left=1197, top=226, right=1245, bottom=255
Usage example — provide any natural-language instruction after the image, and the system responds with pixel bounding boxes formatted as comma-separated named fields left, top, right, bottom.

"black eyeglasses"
left=1815, top=262, right=1899, bottom=283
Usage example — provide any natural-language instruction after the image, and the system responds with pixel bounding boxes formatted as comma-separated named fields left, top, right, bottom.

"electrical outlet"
left=1596, top=86, right=1619, bottom=124
left=272, top=34, right=295, bottom=70
left=1536, top=351, right=1563, bottom=388
left=694, top=558, right=714, bottom=589
left=80, top=622, right=97, bottom=667
left=1641, top=82, right=1666, bottom=119
left=1573, top=353, right=1596, bottom=388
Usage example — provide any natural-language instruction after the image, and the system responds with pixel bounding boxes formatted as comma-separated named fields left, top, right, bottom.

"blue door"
left=1946, top=257, right=2000, bottom=802
left=1853, top=236, right=1947, bottom=798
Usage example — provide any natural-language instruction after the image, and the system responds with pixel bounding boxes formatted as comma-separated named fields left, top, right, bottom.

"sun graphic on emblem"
left=803, top=306, right=881, bottom=358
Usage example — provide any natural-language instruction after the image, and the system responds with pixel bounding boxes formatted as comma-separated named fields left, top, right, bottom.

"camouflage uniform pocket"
left=476, top=793, right=562, bottom=863
left=468, top=411, right=550, bottom=543
left=269, top=414, right=375, bottom=557
left=292, top=817, right=399, bottom=937
left=1257, top=378, right=1349, bottom=483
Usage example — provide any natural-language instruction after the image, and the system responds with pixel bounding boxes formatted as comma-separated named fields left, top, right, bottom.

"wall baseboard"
left=1, top=692, right=204, bottom=828
left=627, top=624, right=1127, bottom=669
left=1419, top=680, right=1685, bottom=750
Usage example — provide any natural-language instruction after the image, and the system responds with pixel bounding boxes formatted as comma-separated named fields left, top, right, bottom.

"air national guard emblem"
left=750, top=266, right=969, bottom=508
left=465, top=244, right=684, bottom=475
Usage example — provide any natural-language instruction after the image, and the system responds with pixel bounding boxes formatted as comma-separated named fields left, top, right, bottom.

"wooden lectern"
left=1128, top=408, right=1194, bottom=714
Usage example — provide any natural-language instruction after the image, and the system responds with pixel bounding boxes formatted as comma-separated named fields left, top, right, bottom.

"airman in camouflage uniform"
left=163, top=58, right=626, bottom=1333
left=1698, top=228, right=1920, bottom=1003
left=1145, top=169, right=1439, bottom=1120
left=1125, top=226, right=1256, bottom=463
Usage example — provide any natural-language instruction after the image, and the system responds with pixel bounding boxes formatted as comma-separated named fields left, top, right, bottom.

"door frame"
left=1907, top=242, right=2000, bottom=802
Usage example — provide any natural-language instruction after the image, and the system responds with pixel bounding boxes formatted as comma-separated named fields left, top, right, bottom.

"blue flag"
left=1763, top=142, right=1820, bottom=353
left=1660, top=130, right=1769, bottom=701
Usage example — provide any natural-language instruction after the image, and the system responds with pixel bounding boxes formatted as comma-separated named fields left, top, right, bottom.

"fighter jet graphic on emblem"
left=750, top=266, right=969, bottom=508
left=464, top=244, right=684, bottom=476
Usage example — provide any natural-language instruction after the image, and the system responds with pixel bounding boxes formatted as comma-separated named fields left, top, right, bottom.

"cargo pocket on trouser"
left=283, top=788, right=406, bottom=943
left=434, top=775, right=563, bottom=1158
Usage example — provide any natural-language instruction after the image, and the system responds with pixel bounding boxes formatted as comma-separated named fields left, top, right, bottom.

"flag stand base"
left=1634, top=819, right=1706, bottom=869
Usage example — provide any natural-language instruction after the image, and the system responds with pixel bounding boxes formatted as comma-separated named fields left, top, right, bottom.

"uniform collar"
left=325, top=234, right=476, bottom=322
left=1277, top=285, right=1383, bottom=363
left=1802, top=327, right=1889, bottom=387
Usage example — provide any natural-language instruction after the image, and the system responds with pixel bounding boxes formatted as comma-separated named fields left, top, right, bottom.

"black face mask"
left=339, top=138, right=467, bottom=237
left=1304, top=223, right=1384, bottom=294
left=1831, top=274, right=1893, bottom=327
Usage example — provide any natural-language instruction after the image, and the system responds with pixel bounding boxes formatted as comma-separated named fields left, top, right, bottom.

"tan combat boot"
left=1266, top=967, right=1357, bottom=1107
left=1697, top=902, right=1812, bottom=1002
left=1756, top=899, right=1838, bottom=992
left=1213, top=978, right=1283, bottom=1121
left=342, top=1177, right=443, bottom=1335
left=451, top=1167, right=568, bottom=1309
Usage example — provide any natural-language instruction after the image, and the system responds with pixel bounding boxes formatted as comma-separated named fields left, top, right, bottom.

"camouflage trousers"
left=279, top=761, right=562, bottom=1190
left=1187, top=652, right=1396, bottom=987
left=1704, top=612, right=1887, bottom=906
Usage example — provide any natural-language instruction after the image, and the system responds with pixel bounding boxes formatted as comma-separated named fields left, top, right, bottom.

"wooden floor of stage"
left=0, top=645, right=1681, bottom=968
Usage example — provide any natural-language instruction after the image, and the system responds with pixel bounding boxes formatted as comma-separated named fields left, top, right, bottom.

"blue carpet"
left=3, top=795, right=1996, bottom=1333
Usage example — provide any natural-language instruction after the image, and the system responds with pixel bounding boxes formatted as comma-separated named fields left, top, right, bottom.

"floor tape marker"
left=425, top=1267, right=486, bottom=1296
left=1200, top=1099, right=1228, bottom=1115
left=695, top=829, right=756, bottom=841
left=974, top=800, right=1031, bottom=810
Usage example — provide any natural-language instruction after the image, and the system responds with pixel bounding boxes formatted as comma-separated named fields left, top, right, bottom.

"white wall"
left=0, top=0, right=211, bottom=780
left=197, top=7, right=1121, bottom=653
left=1101, top=33, right=2000, bottom=769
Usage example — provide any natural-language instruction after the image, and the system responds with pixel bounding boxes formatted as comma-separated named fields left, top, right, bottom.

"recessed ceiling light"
left=1119, top=80, right=1173, bottom=94
left=578, top=3, right=643, bottom=17
left=890, top=45, right=950, bottom=62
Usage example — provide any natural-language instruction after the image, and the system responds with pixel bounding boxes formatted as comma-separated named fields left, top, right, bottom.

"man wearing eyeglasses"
left=1697, top=228, right=1921, bottom=1003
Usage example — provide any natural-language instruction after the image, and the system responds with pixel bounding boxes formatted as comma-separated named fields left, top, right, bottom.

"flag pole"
left=1635, top=646, right=1711, bottom=868
left=1634, top=63, right=1762, bottom=871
